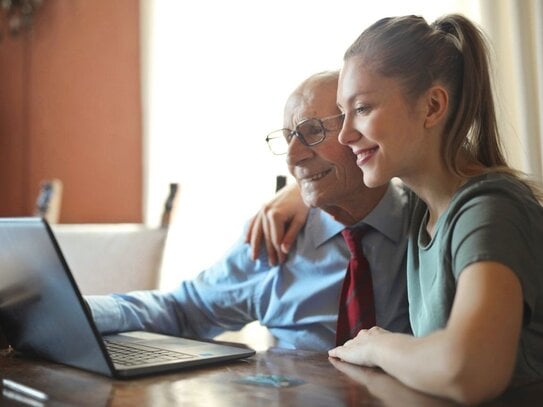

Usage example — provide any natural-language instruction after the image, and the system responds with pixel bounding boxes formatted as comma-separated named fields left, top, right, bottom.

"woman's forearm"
left=333, top=329, right=507, bottom=404
left=369, top=330, right=495, bottom=404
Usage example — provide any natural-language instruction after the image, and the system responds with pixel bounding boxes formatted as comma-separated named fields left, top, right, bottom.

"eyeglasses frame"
left=265, top=113, right=345, bottom=155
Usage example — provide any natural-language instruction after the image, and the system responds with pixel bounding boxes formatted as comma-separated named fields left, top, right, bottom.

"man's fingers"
left=281, top=216, right=305, bottom=254
left=248, top=214, right=263, bottom=261
left=261, top=212, right=279, bottom=266
left=245, top=214, right=257, bottom=243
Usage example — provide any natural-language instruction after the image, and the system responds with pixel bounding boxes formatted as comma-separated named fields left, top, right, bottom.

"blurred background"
left=0, top=0, right=541, bottom=289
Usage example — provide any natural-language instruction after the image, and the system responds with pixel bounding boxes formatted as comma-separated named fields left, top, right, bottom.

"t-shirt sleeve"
left=450, top=193, right=537, bottom=316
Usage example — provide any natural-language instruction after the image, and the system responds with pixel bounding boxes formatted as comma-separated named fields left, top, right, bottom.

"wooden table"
left=0, top=347, right=541, bottom=406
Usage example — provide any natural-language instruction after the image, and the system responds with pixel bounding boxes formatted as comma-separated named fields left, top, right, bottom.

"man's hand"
left=245, top=183, right=309, bottom=265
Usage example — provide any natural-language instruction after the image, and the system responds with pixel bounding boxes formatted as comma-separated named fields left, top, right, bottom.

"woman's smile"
left=353, top=146, right=379, bottom=167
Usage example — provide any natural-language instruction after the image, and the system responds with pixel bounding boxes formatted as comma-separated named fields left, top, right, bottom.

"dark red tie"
left=335, top=226, right=376, bottom=346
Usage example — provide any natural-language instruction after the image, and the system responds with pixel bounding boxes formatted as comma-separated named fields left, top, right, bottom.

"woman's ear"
left=424, top=85, right=449, bottom=129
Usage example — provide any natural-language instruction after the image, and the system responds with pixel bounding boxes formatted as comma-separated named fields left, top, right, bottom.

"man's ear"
left=424, top=85, right=449, bottom=129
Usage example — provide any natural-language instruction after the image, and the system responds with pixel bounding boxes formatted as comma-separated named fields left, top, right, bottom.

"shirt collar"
left=360, top=182, right=408, bottom=244
left=306, top=208, right=345, bottom=248
left=307, top=181, right=408, bottom=248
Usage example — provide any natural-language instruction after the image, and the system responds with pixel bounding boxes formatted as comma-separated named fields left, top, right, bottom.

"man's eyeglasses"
left=265, top=113, right=345, bottom=155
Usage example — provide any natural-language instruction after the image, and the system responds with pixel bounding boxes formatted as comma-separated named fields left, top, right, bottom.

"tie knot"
left=341, top=226, right=367, bottom=257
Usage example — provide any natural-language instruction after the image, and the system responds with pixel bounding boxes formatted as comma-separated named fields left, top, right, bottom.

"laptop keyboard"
left=104, top=339, right=195, bottom=366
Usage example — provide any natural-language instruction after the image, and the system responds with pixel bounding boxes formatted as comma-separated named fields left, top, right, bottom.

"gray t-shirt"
left=407, top=172, right=543, bottom=380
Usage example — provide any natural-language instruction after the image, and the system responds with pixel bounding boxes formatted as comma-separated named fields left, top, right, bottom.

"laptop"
left=0, top=217, right=255, bottom=378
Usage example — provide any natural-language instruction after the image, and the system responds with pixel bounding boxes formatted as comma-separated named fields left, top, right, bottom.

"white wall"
left=141, top=0, right=480, bottom=287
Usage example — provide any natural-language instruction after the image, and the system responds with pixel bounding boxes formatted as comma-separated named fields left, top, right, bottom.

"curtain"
left=479, top=0, right=543, bottom=181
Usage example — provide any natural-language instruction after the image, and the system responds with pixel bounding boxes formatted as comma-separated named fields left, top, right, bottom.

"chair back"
left=51, top=183, right=179, bottom=294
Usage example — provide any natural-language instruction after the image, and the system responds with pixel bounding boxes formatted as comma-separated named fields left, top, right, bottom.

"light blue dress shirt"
left=87, top=183, right=411, bottom=351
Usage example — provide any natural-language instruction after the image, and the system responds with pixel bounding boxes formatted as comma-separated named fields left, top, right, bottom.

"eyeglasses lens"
left=296, top=119, right=325, bottom=146
left=266, top=130, right=289, bottom=155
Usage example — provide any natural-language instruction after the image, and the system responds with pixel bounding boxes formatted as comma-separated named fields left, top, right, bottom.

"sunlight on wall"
left=141, top=0, right=480, bottom=287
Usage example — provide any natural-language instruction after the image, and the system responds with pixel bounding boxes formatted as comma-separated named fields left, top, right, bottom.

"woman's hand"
left=245, top=183, right=309, bottom=265
left=328, top=326, right=390, bottom=367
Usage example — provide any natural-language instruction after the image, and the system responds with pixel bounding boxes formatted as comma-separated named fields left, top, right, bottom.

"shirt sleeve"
left=86, top=236, right=272, bottom=338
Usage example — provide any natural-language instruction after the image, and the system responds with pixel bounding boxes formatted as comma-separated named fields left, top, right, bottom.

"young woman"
left=248, top=14, right=543, bottom=404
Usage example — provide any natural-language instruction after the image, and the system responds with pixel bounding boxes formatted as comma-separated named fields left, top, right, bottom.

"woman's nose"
left=338, top=115, right=359, bottom=146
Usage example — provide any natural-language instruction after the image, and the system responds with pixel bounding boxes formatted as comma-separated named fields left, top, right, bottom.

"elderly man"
left=87, top=71, right=410, bottom=351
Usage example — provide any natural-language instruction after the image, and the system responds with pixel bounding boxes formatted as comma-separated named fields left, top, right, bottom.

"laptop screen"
left=0, top=218, right=113, bottom=375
